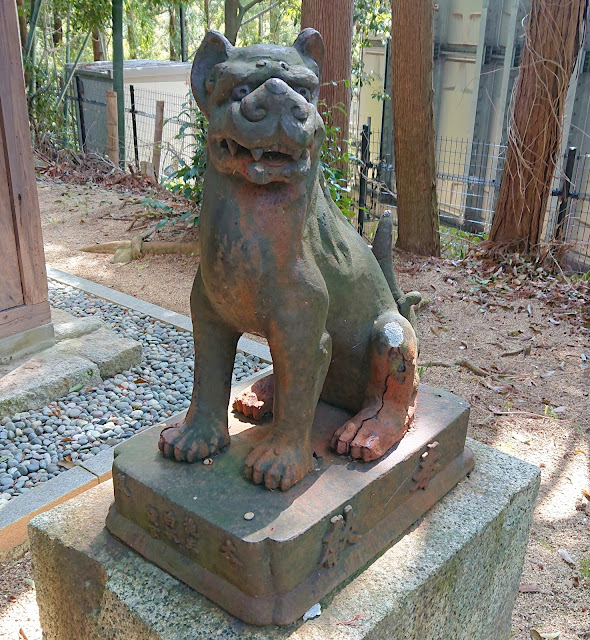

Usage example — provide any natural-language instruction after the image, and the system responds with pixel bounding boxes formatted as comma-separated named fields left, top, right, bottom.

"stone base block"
left=105, top=386, right=474, bottom=625
left=29, top=439, right=539, bottom=640
left=0, top=324, right=142, bottom=419
left=56, top=327, right=142, bottom=379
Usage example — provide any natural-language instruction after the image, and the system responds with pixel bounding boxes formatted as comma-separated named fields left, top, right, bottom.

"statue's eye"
left=232, top=85, right=251, bottom=101
left=297, top=87, right=311, bottom=101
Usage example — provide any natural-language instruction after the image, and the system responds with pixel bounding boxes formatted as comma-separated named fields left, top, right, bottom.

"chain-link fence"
left=348, top=125, right=590, bottom=271
left=72, top=83, right=194, bottom=178
left=63, top=86, right=590, bottom=271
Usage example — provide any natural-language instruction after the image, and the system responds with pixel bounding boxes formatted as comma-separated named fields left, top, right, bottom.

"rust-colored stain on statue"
left=158, top=28, right=423, bottom=491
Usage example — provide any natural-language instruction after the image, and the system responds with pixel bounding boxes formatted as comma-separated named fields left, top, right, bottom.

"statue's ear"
left=191, top=30, right=233, bottom=118
left=293, top=29, right=324, bottom=81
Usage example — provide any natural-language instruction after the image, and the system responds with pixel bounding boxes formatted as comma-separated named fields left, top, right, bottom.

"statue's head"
left=191, top=29, right=325, bottom=185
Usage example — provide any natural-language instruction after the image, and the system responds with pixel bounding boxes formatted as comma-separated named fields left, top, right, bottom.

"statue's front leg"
left=244, top=287, right=331, bottom=491
left=159, top=270, right=240, bottom=462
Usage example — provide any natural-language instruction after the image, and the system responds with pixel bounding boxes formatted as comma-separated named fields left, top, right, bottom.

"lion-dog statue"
left=159, top=29, right=421, bottom=491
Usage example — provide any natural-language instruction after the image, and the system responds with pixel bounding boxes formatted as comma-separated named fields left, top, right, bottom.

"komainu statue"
left=159, top=28, right=421, bottom=491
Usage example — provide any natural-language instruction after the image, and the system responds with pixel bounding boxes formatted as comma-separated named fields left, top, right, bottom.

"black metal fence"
left=62, top=86, right=590, bottom=271
left=72, top=84, right=193, bottom=178
left=349, top=124, right=590, bottom=271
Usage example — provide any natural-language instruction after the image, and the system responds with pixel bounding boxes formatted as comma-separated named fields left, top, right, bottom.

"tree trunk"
left=489, top=0, right=587, bottom=253
left=269, top=0, right=280, bottom=38
left=169, top=6, right=179, bottom=60
left=225, top=0, right=265, bottom=45
left=301, top=0, right=353, bottom=171
left=127, top=7, right=138, bottom=59
left=204, top=0, right=210, bottom=30
left=16, top=0, right=27, bottom=48
left=92, top=27, right=103, bottom=61
left=391, top=0, right=440, bottom=257
left=224, top=0, right=241, bottom=44
left=53, top=13, right=62, bottom=45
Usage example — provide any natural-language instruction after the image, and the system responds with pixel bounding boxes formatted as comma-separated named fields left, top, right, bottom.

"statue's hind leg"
left=331, top=312, right=418, bottom=462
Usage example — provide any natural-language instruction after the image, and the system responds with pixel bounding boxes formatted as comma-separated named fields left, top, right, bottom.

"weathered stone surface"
left=29, top=439, right=539, bottom=640
left=51, top=307, right=104, bottom=342
left=56, top=328, right=142, bottom=379
left=0, top=350, right=101, bottom=418
left=160, top=31, right=422, bottom=488
left=0, top=322, right=55, bottom=364
left=0, top=466, right=98, bottom=551
left=107, top=385, right=474, bottom=625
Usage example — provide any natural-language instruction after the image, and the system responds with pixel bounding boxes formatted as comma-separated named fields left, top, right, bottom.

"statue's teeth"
left=292, top=149, right=303, bottom=160
left=251, top=148, right=263, bottom=161
left=226, top=139, right=238, bottom=156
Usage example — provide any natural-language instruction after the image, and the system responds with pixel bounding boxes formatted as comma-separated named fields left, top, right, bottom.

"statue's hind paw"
left=331, top=405, right=410, bottom=462
left=233, top=374, right=274, bottom=420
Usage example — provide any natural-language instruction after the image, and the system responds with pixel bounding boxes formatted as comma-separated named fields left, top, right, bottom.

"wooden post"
left=105, top=90, right=119, bottom=165
left=0, top=0, right=53, bottom=351
left=152, top=100, right=165, bottom=181
left=140, top=161, right=156, bottom=181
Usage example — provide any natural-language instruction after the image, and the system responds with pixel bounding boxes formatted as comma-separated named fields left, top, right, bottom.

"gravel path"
left=0, top=281, right=269, bottom=506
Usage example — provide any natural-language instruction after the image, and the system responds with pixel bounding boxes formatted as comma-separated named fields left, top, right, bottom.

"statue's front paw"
left=158, top=422, right=230, bottom=462
left=244, top=438, right=313, bottom=491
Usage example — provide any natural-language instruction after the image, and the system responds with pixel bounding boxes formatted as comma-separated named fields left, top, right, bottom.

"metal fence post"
left=358, top=122, right=370, bottom=235
left=553, top=147, right=577, bottom=241
left=130, top=85, right=139, bottom=170
left=74, top=75, right=86, bottom=152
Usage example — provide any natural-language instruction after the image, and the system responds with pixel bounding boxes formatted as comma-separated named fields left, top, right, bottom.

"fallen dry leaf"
left=336, top=614, right=370, bottom=626
left=530, top=630, right=560, bottom=639
left=513, top=432, right=532, bottom=445
left=519, top=583, right=542, bottom=593
left=558, top=549, right=576, bottom=566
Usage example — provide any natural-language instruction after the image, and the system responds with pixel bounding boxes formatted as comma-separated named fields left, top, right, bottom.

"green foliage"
left=52, top=0, right=111, bottom=33
left=320, top=102, right=356, bottom=222
left=440, top=226, right=487, bottom=260
left=161, top=97, right=208, bottom=227
left=581, top=558, right=590, bottom=579
left=353, top=0, right=391, bottom=39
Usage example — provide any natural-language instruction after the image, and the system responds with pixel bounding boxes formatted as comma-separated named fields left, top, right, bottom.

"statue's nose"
left=264, top=78, right=289, bottom=95
left=239, top=78, right=310, bottom=124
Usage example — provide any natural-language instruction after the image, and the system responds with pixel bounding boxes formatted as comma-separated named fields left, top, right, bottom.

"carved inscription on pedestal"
left=184, top=517, right=200, bottom=552
left=220, top=539, right=243, bottom=566
left=163, top=510, right=182, bottom=545
left=146, top=504, right=161, bottom=539
left=144, top=504, right=200, bottom=554
left=114, top=471, right=131, bottom=498
left=319, top=505, right=361, bottom=569
left=411, top=441, right=441, bottom=492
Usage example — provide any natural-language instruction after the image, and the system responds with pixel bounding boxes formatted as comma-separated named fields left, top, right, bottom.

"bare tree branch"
left=239, top=0, right=266, bottom=18
left=241, top=1, right=279, bottom=28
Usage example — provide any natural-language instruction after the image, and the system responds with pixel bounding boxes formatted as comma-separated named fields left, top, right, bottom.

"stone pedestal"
left=105, top=385, right=474, bottom=625
left=29, top=438, right=539, bottom=640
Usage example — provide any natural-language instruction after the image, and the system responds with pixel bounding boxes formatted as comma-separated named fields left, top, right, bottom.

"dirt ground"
left=1, top=176, right=589, bottom=640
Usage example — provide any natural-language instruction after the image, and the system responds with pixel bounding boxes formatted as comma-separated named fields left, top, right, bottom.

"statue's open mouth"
left=219, top=138, right=307, bottom=167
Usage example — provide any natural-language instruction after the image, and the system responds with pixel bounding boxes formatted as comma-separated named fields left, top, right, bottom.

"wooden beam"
left=0, top=301, right=51, bottom=341
left=105, top=90, right=119, bottom=165
left=0, top=0, right=49, bottom=307
left=152, top=100, right=164, bottom=180
left=0, top=117, right=24, bottom=311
